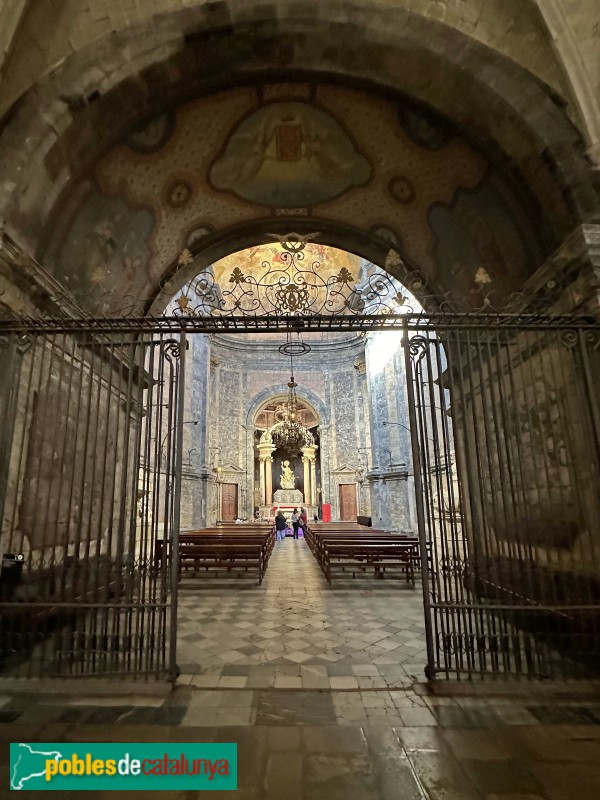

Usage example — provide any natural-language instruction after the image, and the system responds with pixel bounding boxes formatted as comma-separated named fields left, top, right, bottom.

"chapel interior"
left=1, top=1, right=600, bottom=798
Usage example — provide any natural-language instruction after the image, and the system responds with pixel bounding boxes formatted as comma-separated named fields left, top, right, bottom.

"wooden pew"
left=183, top=528, right=275, bottom=560
left=322, top=541, right=418, bottom=585
left=177, top=542, right=265, bottom=585
left=180, top=534, right=272, bottom=573
left=305, top=525, right=424, bottom=586
left=307, top=530, right=390, bottom=560
left=154, top=527, right=274, bottom=585
left=305, top=526, right=388, bottom=554
left=312, top=534, right=415, bottom=567
left=0, top=555, right=122, bottom=669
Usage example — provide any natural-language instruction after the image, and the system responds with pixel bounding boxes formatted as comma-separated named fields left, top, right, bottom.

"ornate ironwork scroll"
left=172, top=235, right=412, bottom=319
left=169, top=233, right=570, bottom=323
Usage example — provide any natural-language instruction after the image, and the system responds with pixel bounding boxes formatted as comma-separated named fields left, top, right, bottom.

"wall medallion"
left=398, top=102, right=452, bottom=150
left=166, top=180, right=193, bottom=208
left=389, top=176, right=416, bottom=205
left=209, top=102, right=371, bottom=207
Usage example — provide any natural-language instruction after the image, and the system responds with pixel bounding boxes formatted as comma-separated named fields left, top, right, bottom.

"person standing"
left=275, top=510, right=287, bottom=542
left=291, top=508, right=300, bottom=539
left=299, top=507, right=308, bottom=538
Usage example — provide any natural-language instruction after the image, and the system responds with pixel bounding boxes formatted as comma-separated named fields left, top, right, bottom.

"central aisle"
left=176, top=538, right=427, bottom=688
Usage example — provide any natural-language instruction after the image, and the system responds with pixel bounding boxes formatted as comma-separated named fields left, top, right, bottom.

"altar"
left=259, top=504, right=318, bottom=526
left=268, top=473, right=313, bottom=523
left=273, top=488, right=303, bottom=505
left=256, top=430, right=319, bottom=514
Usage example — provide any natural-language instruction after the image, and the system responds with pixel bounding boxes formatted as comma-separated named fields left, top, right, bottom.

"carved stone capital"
left=353, top=356, right=366, bottom=374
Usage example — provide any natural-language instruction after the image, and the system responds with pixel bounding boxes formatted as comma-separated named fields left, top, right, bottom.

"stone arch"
left=151, top=220, right=396, bottom=316
left=246, top=384, right=330, bottom=429
left=0, top=1, right=575, bottom=122
left=244, top=382, right=329, bottom=516
left=0, top=3, right=598, bottom=320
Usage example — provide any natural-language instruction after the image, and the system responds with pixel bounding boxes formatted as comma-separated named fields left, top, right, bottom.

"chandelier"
left=271, top=375, right=307, bottom=449
left=271, top=336, right=313, bottom=449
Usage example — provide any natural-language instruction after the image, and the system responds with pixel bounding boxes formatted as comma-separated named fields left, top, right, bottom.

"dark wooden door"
left=221, top=483, right=238, bottom=521
left=339, top=484, right=357, bottom=521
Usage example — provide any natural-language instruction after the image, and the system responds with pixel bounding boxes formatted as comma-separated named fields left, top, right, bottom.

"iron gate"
left=403, top=317, right=600, bottom=680
left=0, top=322, right=186, bottom=679
left=1, top=312, right=599, bottom=682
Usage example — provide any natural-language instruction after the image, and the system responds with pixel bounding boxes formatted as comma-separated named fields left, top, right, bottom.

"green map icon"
left=11, top=743, right=62, bottom=790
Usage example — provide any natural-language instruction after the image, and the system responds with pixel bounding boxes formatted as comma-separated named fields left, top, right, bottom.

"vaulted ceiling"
left=0, top=1, right=598, bottom=315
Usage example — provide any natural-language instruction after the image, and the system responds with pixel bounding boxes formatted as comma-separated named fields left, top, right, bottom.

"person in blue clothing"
left=275, top=510, right=287, bottom=542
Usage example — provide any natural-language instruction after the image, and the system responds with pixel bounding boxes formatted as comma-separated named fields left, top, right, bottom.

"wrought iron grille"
left=0, top=325, right=186, bottom=679
left=172, top=237, right=410, bottom=318
left=402, top=317, right=600, bottom=680
left=153, top=234, right=568, bottom=321
left=0, top=312, right=599, bottom=682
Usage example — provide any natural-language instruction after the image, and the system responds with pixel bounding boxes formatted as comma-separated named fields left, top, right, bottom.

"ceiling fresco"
left=209, top=102, right=371, bottom=206
left=210, top=242, right=361, bottom=287
left=41, top=82, right=546, bottom=312
left=175, top=241, right=413, bottom=319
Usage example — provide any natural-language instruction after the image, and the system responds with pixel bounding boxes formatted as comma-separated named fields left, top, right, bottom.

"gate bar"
left=402, top=319, right=436, bottom=679
left=169, top=328, right=187, bottom=682
left=578, top=329, right=600, bottom=470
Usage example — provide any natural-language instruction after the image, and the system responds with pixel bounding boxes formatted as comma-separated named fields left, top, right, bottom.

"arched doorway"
left=163, top=235, right=599, bottom=683
left=254, top=394, right=321, bottom=520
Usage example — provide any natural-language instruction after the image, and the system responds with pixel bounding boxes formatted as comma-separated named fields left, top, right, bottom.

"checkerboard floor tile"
left=174, top=539, right=428, bottom=684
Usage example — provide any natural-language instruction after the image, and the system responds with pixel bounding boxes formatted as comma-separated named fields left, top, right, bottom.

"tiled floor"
left=2, top=687, right=600, bottom=798
left=2, top=538, right=600, bottom=798
left=176, top=537, right=428, bottom=687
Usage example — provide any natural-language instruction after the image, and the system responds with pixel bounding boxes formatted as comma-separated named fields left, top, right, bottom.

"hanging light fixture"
left=271, top=375, right=305, bottom=448
left=271, top=335, right=313, bottom=449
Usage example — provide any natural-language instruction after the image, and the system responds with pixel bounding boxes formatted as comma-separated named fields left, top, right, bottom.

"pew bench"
left=0, top=557, right=122, bottom=670
left=304, top=527, right=385, bottom=553
left=177, top=543, right=265, bottom=585
left=308, top=530, right=392, bottom=560
left=323, top=542, right=418, bottom=586
left=154, top=530, right=274, bottom=574
left=306, top=528, right=425, bottom=581
left=180, top=535, right=272, bottom=573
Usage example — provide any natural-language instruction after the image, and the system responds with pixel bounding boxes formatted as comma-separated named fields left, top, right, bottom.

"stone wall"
left=0, top=332, right=146, bottom=577
left=177, top=332, right=382, bottom=525
left=452, top=329, right=600, bottom=573
left=365, top=330, right=414, bottom=532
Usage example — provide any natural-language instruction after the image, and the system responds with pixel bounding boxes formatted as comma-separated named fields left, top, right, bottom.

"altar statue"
left=280, top=460, right=296, bottom=489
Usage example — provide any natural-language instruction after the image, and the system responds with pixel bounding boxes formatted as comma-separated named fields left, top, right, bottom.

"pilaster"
left=367, top=466, right=412, bottom=533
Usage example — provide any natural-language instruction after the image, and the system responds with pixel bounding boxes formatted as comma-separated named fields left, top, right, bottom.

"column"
left=302, top=454, right=310, bottom=504
left=258, top=442, right=275, bottom=506
left=259, top=458, right=266, bottom=505
left=301, top=444, right=318, bottom=507
left=318, top=426, right=331, bottom=509
left=217, top=479, right=222, bottom=522
left=265, top=457, right=273, bottom=505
